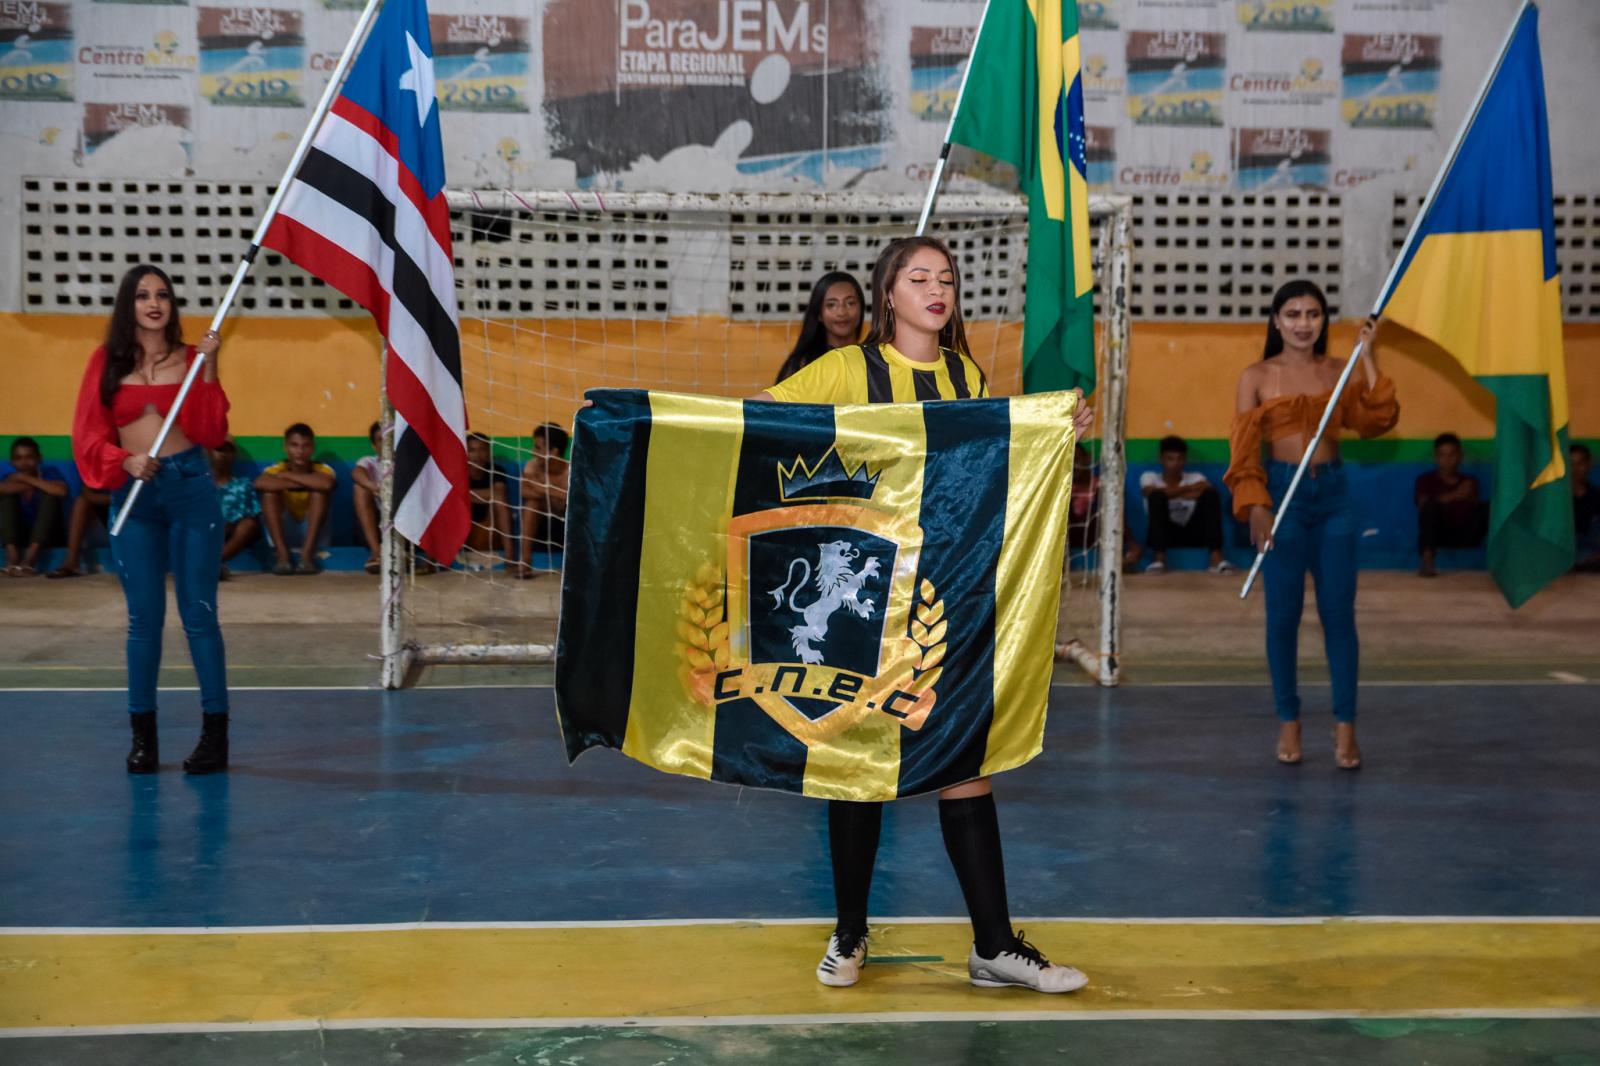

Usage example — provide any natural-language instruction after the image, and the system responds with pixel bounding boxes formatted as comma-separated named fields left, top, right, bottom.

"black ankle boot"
left=127, top=711, right=158, bottom=774
left=183, top=713, right=229, bottom=775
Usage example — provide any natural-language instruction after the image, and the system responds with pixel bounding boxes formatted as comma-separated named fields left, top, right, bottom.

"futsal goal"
left=379, top=191, right=1133, bottom=688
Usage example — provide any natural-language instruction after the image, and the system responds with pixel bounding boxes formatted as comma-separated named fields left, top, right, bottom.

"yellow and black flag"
left=556, top=390, right=1078, bottom=802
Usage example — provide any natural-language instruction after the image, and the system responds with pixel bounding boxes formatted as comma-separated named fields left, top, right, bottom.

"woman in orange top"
left=72, top=265, right=231, bottom=776
left=1226, top=280, right=1399, bottom=768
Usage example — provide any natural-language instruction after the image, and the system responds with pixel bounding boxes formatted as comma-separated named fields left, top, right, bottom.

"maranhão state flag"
left=947, top=0, right=1095, bottom=394
left=262, top=0, right=469, bottom=563
left=1377, top=2, right=1572, bottom=608
left=556, top=390, right=1079, bottom=801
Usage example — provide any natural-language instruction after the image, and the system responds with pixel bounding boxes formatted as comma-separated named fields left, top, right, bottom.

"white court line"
left=2, top=679, right=1596, bottom=695
left=5, top=915, right=1598, bottom=936
left=5, top=1007, right=1600, bottom=1039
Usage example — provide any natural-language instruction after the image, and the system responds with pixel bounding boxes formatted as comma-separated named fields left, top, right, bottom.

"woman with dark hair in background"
left=71, top=264, right=232, bottom=775
left=773, top=271, right=865, bottom=384
left=1226, top=280, right=1398, bottom=769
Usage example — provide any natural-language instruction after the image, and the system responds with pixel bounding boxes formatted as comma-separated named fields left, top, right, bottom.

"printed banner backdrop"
left=556, top=389, right=1078, bottom=802
left=0, top=0, right=1592, bottom=305
left=432, top=11, right=528, bottom=113
left=1, top=0, right=74, bottom=102
left=542, top=0, right=890, bottom=186
left=197, top=5, right=304, bottom=107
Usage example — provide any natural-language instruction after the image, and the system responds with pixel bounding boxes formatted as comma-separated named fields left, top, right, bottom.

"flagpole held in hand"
left=110, top=0, right=388, bottom=536
left=1237, top=0, right=1533, bottom=600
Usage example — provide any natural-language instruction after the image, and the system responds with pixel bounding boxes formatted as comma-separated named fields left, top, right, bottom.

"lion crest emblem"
left=766, top=539, right=882, bottom=665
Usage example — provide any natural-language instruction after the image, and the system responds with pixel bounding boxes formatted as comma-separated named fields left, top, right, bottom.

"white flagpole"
left=112, top=0, right=388, bottom=535
left=1238, top=0, right=1534, bottom=599
left=915, top=1, right=994, bottom=236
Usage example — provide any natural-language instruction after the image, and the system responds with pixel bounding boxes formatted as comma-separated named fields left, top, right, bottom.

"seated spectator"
left=1415, top=432, right=1489, bottom=577
left=1134, top=435, right=1232, bottom=575
left=1064, top=444, right=1142, bottom=569
left=210, top=441, right=261, bottom=579
left=47, top=487, right=112, bottom=578
left=1067, top=444, right=1099, bottom=553
left=1, top=436, right=68, bottom=577
left=466, top=432, right=515, bottom=570
left=1573, top=442, right=1600, bottom=572
left=519, top=422, right=570, bottom=577
left=254, top=422, right=335, bottom=575
left=352, top=421, right=385, bottom=574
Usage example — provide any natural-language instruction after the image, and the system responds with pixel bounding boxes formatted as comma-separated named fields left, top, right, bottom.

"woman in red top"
left=72, top=264, right=233, bottom=775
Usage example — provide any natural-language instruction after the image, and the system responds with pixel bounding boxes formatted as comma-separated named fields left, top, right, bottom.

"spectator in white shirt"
left=1135, top=435, right=1233, bottom=575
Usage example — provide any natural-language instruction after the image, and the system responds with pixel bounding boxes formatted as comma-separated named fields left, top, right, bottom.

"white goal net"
left=380, top=191, right=1131, bottom=688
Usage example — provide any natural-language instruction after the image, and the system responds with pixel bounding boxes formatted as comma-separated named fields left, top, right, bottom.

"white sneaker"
left=816, top=930, right=868, bottom=987
left=968, top=933, right=1088, bottom=993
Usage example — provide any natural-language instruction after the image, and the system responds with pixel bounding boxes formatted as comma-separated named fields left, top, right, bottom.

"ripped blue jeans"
left=111, top=445, right=228, bottom=715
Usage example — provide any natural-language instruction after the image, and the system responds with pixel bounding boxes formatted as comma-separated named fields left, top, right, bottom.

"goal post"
left=379, top=190, right=1132, bottom=689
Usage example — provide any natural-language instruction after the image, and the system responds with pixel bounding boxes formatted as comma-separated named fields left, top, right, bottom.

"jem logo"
left=218, top=8, right=290, bottom=39
left=106, top=103, right=177, bottom=129
left=446, top=14, right=511, bottom=45
left=1361, top=33, right=1423, bottom=64
left=0, top=0, right=51, bottom=29
left=1145, top=31, right=1210, bottom=62
left=620, top=0, right=828, bottom=55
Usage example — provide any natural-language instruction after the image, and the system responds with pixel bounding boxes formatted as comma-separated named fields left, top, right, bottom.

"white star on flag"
left=397, top=30, right=436, bottom=127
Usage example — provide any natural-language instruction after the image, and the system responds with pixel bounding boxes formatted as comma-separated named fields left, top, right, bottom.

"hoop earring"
left=881, top=304, right=895, bottom=338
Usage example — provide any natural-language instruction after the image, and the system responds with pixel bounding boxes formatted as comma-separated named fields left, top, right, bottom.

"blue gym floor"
left=2, top=683, right=1598, bottom=1063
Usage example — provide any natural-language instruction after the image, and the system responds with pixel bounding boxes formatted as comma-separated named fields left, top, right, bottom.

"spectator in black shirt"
left=1415, top=433, right=1488, bottom=577
left=1572, top=443, right=1599, bottom=572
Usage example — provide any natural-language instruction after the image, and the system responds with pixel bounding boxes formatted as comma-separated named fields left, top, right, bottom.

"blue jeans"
left=111, top=446, right=228, bottom=716
left=1263, top=461, right=1358, bottom=723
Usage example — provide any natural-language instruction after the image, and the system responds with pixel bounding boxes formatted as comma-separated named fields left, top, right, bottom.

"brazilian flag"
left=1379, top=4, right=1572, bottom=608
left=948, top=0, right=1095, bottom=394
left=556, top=389, right=1078, bottom=801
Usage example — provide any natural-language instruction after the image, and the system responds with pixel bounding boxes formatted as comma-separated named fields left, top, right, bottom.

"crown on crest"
left=778, top=446, right=880, bottom=502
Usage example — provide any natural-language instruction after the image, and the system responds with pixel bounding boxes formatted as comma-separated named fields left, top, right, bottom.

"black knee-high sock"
left=828, top=800, right=883, bottom=938
left=939, top=793, right=1014, bottom=959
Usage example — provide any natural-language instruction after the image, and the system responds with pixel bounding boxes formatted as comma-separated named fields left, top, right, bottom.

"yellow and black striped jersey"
left=767, top=343, right=990, bottom=405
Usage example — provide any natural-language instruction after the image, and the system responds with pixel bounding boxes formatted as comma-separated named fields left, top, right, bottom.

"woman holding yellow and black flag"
left=753, top=236, right=1095, bottom=995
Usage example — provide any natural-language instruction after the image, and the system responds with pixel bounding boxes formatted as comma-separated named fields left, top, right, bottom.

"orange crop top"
left=1223, top=374, right=1399, bottom=521
left=72, top=345, right=231, bottom=490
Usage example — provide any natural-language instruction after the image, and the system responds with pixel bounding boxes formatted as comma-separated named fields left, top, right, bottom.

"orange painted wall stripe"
left=3, top=313, right=1595, bottom=442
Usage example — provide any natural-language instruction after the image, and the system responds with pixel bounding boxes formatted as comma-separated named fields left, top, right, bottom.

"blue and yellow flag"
left=947, top=0, right=1095, bottom=394
left=556, top=389, right=1078, bottom=801
left=1378, top=3, right=1572, bottom=608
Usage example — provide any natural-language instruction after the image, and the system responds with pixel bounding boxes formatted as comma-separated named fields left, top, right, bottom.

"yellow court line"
left=2, top=920, right=1597, bottom=1031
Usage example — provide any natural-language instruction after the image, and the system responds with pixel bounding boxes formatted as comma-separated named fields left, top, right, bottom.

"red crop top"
left=72, top=345, right=231, bottom=490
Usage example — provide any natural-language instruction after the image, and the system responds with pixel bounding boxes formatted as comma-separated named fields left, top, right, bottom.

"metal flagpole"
left=1238, top=0, right=1534, bottom=600
left=915, top=0, right=994, bottom=236
left=111, top=0, right=389, bottom=536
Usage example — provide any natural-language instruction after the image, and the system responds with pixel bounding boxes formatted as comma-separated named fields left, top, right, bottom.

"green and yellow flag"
left=556, top=389, right=1078, bottom=801
left=1378, top=3, right=1572, bottom=608
left=948, top=0, right=1094, bottom=394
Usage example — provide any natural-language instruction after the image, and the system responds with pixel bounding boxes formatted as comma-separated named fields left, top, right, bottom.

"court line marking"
left=2, top=679, right=1596, bottom=694
left=5, top=1007, right=1600, bottom=1039
left=6, top=915, right=1598, bottom=935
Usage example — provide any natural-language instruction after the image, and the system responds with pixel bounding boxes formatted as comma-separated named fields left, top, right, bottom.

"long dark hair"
left=774, top=271, right=864, bottom=384
left=863, top=237, right=972, bottom=357
left=1262, top=279, right=1329, bottom=360
left=101, top=264, right=185, bottom=405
